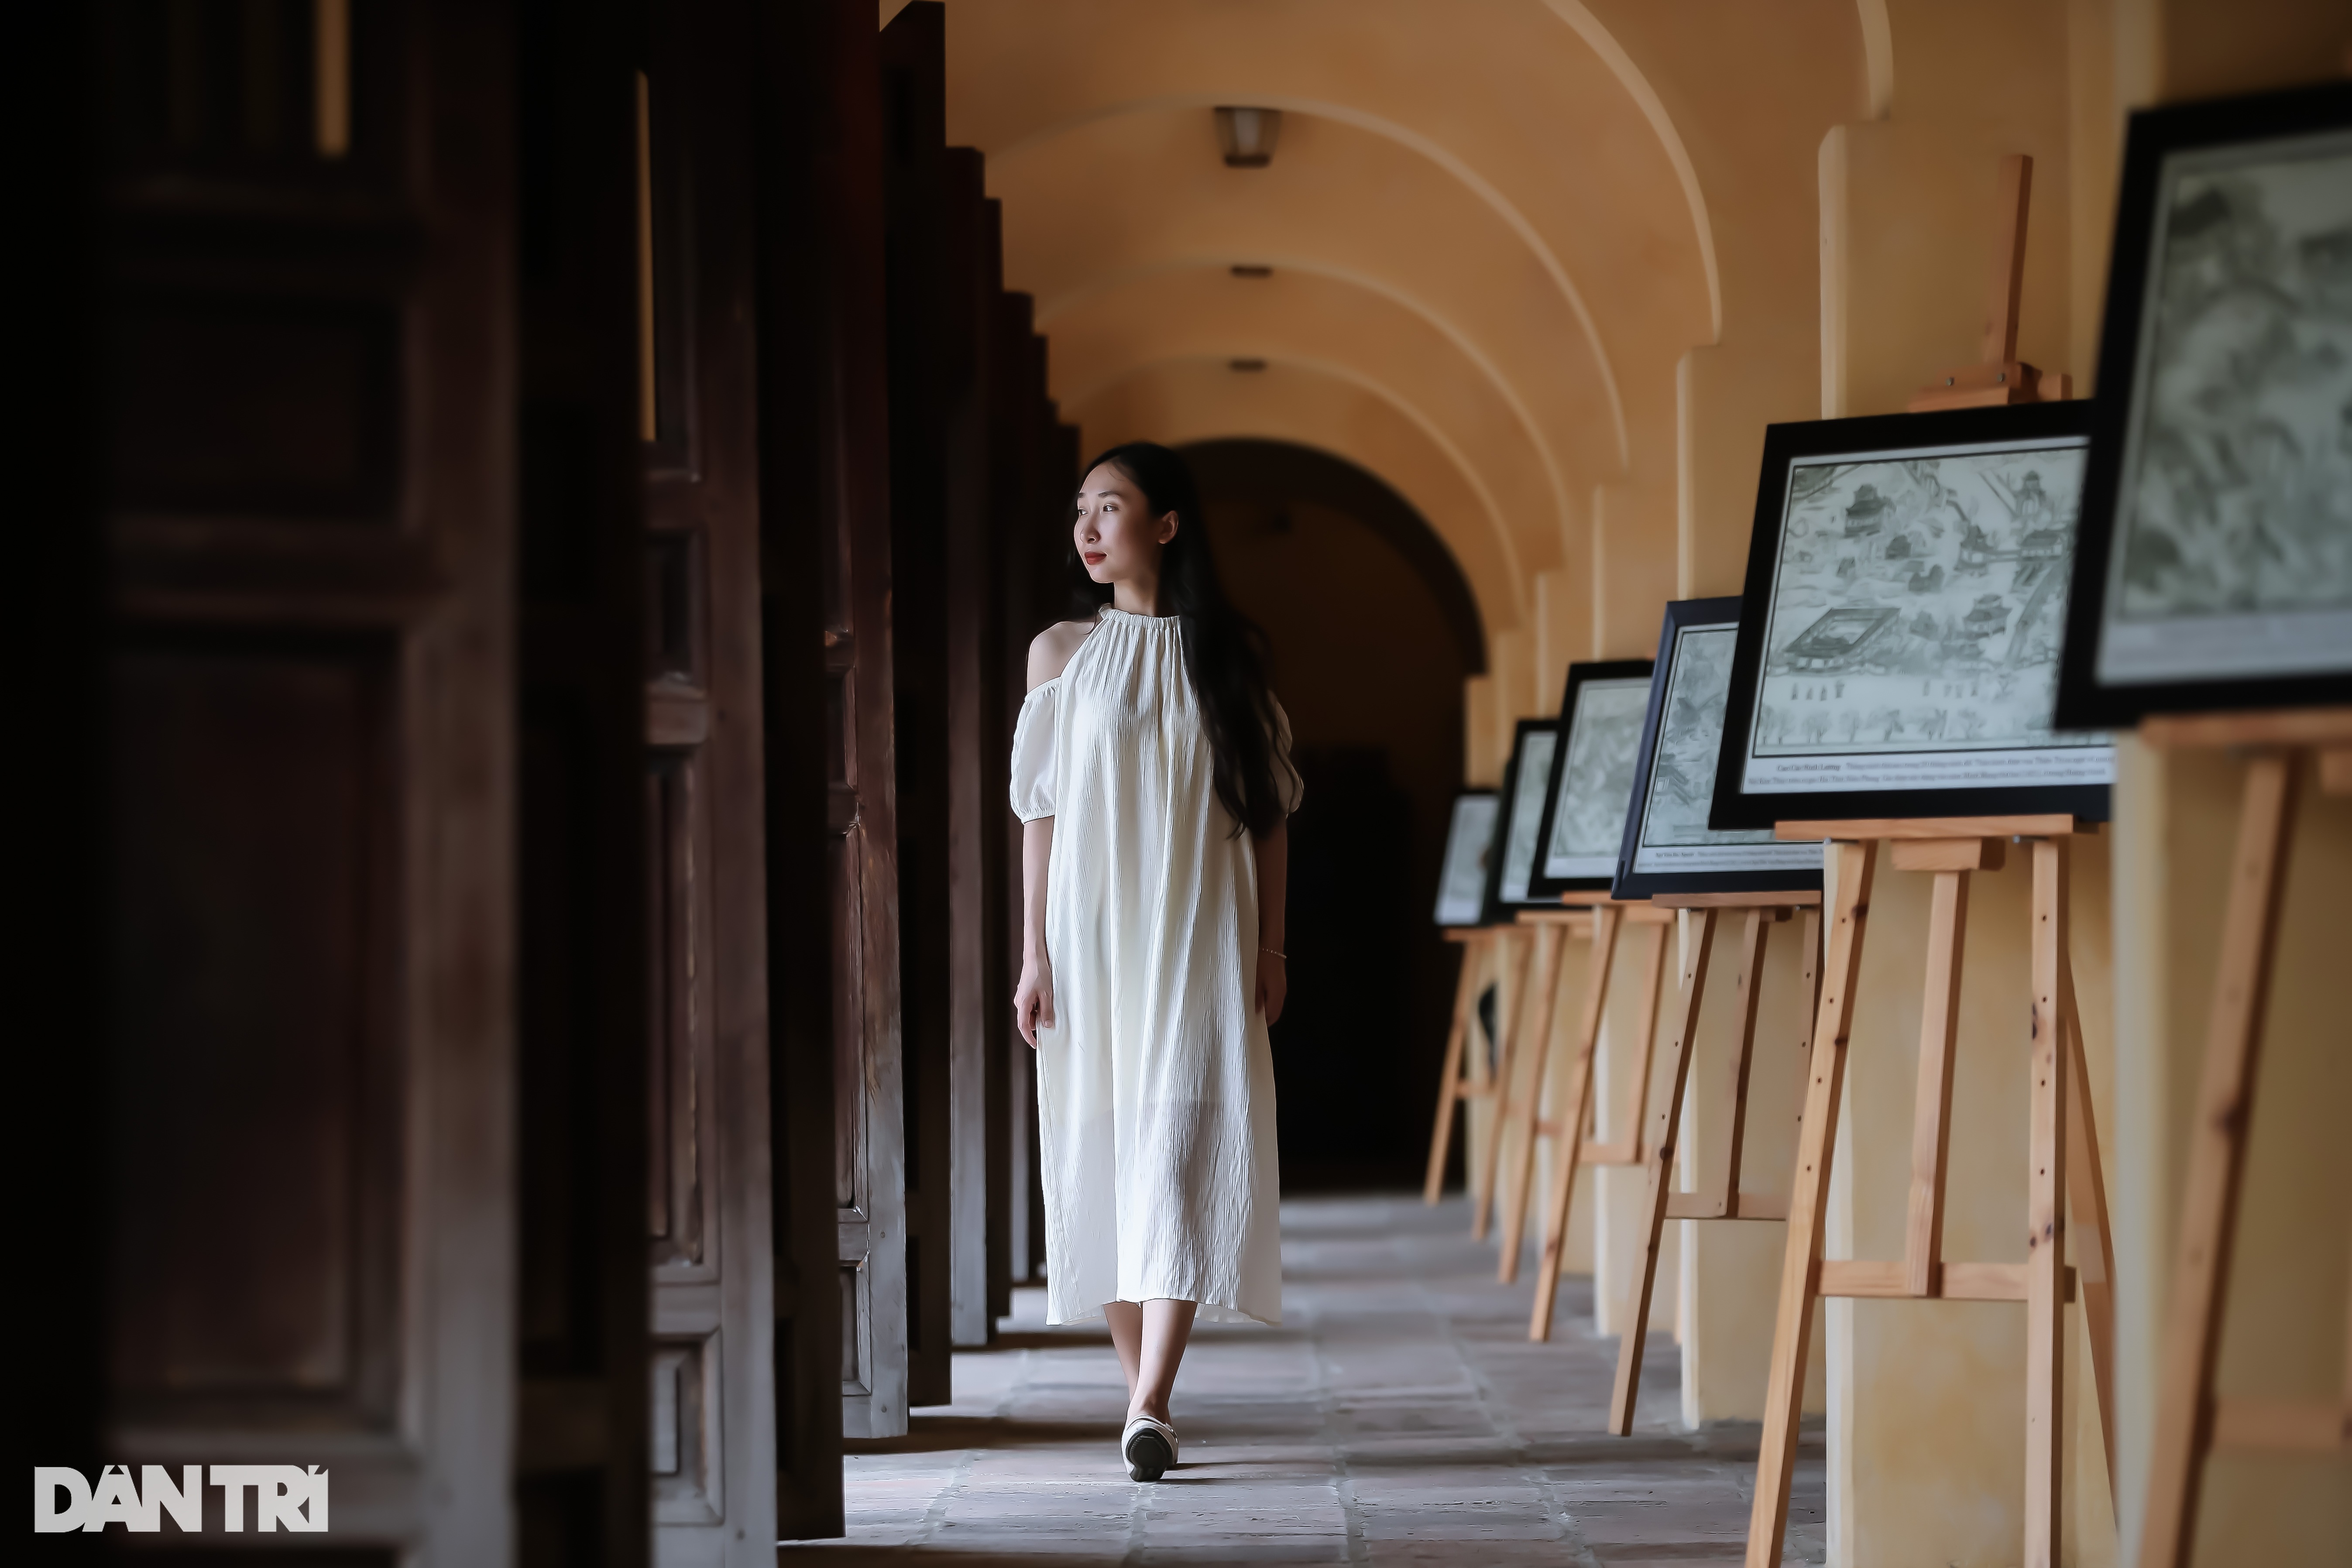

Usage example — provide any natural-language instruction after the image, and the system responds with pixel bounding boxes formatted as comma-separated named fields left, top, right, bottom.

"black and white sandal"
left=1121, top=1415, right=1178, bottom=1482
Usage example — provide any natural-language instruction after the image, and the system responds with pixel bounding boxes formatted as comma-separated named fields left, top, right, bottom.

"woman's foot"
left=1121, top=1414, right=1178, bottom=1482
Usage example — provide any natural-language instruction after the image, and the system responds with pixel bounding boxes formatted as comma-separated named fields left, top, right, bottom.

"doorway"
left=1188, top=439, right=1483, bottom=1191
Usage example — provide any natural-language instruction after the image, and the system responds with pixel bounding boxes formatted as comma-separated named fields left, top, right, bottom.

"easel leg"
left=1472, top=930, right=1529, bottom=1240
left=1712, top=909, right=1775, bottom=1216
left=2026, top=838, right=2070, bottom=1568
left=1609, top=908, right=1718, bottom=1434
left=2137, top=752, right=2301, bottom=1568
left=1746, top=842, right=1876, bottom=1568
left=2060, top=961, right=2119, bottom=1507
left=1618, top=921, right=1672, bottom=1162
left=1497, top=921, right=1569, bottom=1282
left=1424, top=940, right=1483, bottom=1204
left=1903, top=868, right=1972, bottom=1297
left=1527, top=905, right=1621, bottom=1340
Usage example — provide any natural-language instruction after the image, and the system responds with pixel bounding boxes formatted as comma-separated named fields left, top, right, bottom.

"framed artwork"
left=1433, top=791, right=1500, bottom=927
left=1611, top=598, right=1825, bottom=901
left=1527, top=659, right=1655, bottom=897
left=1711, top=405, right=2115, bottom=830
left=1480, top=718, right=1562, bottom=923
left=2054, top=80, right=2352, bottom=728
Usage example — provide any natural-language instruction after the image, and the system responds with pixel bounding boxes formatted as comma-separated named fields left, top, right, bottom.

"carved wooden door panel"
left=639, top=3, right=779, bottom=1561
left=880, top=0, right=955, bottom=1408
left=796, top=0, right=908, bottom=1444
left=94, top=0, right=538, bottom=1557
left=995, top=301, right=1078, bottom=1292
left=512, top=0, right=655, bottom=1561
left=940, top=147, right=1011, bottom=1352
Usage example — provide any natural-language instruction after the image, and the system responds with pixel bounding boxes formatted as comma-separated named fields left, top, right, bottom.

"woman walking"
left=1009, top=441, right=1301, bottom=1483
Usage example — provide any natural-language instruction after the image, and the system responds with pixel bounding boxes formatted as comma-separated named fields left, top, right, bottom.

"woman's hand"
left=1256, top=950, right=1287, bottom=1026
left=1014, top=953, right=1055, bottom=1048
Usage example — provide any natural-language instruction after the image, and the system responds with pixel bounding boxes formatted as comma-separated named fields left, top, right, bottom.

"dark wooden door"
left=940, top=149, right=1012, bottom=1351
left=639, top=3, right=779, bottom=1560
left=92, top=0, right=555, bottom=1556
left=749, top=0, right=909, bottom=1446
left=513, top=0, right=655, bottom=1560
left=831, top=0, right=911, bottom=1444
left=996, top=301, right=1080, bottom=1293
left=880, top=0, right=955, bottom=1407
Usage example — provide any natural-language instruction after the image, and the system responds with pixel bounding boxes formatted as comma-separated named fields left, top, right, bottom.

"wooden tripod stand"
left=1744, top=817, right=2118, bottom=1568
left=2134, top=709, right=2352, bottom=1568
left=1606, top=893, right=1823, bottom=1432
left=1496, top=893, right=1684, bottom=1335
left=1486, top=902, right=1674, bottom=1279
left=1423, top=926, right=1505, bottom=1204
left=1474, top=907, right=1592, bottom=1241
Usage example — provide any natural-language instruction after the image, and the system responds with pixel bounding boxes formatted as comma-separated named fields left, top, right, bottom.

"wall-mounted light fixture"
left=1229, top=265, right=1273, bottom=279
left=1215, top=106, right=1281, bottom=168
left=1229, top=358, right=1268, bottom=372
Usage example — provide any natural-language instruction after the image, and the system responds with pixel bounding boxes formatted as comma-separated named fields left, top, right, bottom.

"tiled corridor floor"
left=790, top=1195, right=1824, bottom=1565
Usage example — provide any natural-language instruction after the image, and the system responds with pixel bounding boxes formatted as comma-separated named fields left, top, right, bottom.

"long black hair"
left=1067, top=442, right=1296, bottom=839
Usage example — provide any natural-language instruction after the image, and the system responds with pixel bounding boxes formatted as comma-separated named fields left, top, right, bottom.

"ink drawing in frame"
left=1711, top=404, right=2115, bottom=832
left=1612, top=599, right=1824, bottom=901
left=1526, top=659, right=1654, bottom=898
left=2054, top=80, right=2352, bottom=730
left=1434, top=791, right=1500, bottom=927
left=1480, top=718, right=1564, bottom=925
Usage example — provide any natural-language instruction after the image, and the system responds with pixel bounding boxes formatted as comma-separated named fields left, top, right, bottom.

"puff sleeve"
left=1270, top=695, right=1305, bottom=815
left=1009, top=679, right=1060, bottom=821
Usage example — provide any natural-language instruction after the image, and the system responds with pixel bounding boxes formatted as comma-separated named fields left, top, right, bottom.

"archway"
left=1185, top=438, right=1480, bottom=1189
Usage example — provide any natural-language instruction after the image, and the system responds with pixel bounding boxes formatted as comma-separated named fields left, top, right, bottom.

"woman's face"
left=1074, top=463, right=1177, bottom=586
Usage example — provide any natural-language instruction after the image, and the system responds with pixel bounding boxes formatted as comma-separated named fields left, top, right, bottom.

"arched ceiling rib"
left=1540, top=1, right=1721, bottom=342
left=1049, top=274, right=1546, bottom=608
left=938, top=0, right=1764, bottom=669
left=1038, top=254, right=1571, bottom=558
left=947, top=1, right=1722, bottom=493
left=992, top=106, right=1607, bottom=563
left=995, top=91, right=1631, bottom=467
left=1071, top=357, right=1526, bottom=628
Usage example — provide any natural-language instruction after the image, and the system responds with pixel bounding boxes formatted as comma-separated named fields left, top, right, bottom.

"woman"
left=1009, top=441, right=1301, bottom=1483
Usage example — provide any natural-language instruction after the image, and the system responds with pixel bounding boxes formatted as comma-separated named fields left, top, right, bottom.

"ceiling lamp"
left=1215, top=107, right=1281, bottom=168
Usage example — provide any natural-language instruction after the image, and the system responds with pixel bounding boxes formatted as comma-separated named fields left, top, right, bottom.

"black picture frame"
left=1433, top=790, right=1500, bottom=928
left=1611, top=598, right=1826, bottom=901
left=1711, top=404, right=2115, bottom=831
left=1526, top=659, right=1655, bottom=898
left=1480, top=718, right=1563, bottom=924
left=2053, top=80, right=2352, bottom=730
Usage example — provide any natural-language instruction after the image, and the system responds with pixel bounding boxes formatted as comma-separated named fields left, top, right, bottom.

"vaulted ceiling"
left=924, top=0, right=1874, bottom=687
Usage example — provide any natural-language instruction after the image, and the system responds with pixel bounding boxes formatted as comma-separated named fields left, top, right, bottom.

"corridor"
left=798, top=1197, right=1825, bottom=1565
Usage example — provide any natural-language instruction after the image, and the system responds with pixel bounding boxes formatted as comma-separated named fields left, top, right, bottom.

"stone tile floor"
left=789, top=1194, right=1824, bottom=1565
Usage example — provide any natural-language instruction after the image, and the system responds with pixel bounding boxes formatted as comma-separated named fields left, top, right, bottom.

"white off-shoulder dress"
left=1009, top=607, right=1302, bottom=1327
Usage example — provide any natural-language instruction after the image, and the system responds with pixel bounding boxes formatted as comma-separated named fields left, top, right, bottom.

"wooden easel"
left=1423, top=926, right=1506, bottom=1204
left=1483, top=901, right=1672, bottom=1259
left=2133, top=708, right=2352, bottom=1568
left=1742, top=820, right=2119, bottom=1568
left=1909, top=153, right=2070, bottom=411
left=1606, top=892, right=1824, bottom=1431
left=1470, top=906, right=1586, bottom=1238
left=1746, top=151, right=2108, bottom=1567
left=1506, top=896, right=1676, bottom=1321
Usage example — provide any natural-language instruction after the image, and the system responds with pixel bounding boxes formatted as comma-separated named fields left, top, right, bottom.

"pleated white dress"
left=1009, top=607, right=1301, bottom=1327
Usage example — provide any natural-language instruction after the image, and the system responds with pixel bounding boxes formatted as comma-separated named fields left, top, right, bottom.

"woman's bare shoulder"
left=1027, top=618, right=1096, bottom=690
